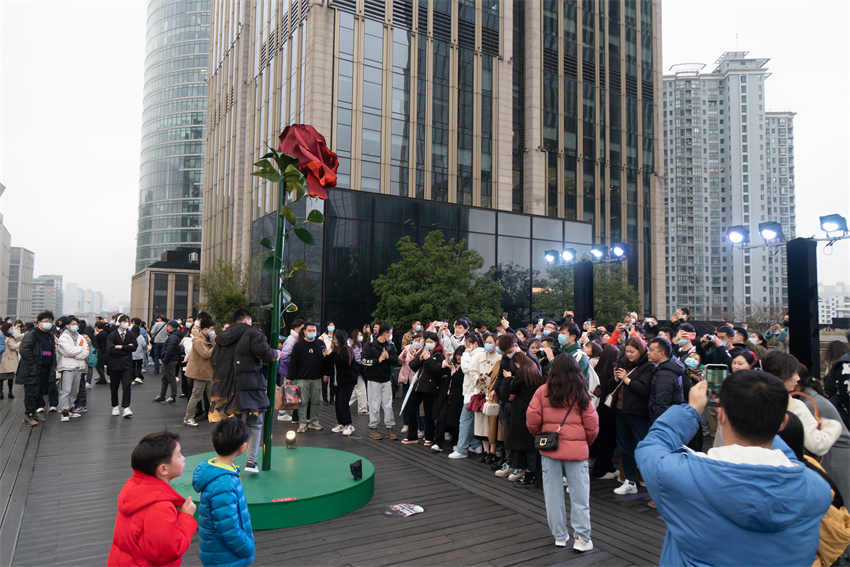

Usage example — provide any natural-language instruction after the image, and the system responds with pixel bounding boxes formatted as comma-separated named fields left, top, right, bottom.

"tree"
left=198, top=259, right=251, bottom=328
left=530, top=262, right=640, bottom=326
left=372, top=230, right=502, bottom=328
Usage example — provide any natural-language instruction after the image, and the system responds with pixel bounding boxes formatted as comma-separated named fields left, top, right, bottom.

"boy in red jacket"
left=108, top=431, right=197, bottom=567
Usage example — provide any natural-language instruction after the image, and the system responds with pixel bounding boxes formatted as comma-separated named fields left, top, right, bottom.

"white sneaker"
left=112, top=406, right=120, bottom=416
left=400, top=425, right=409, bottom=434
left=494, top=463, right=511, bottom=478
left=554, top=538, right=568, bottom=548
left=36, top=407, right=45, bottom=413
left=297, top=423, right=308, bottom=433
left=448, top=451, right=468, bottom=460
left=613, top=480, right=638, bottom=495
left=431, top=444, right=443, bottom=452
left=68, top=411, right=82, bottom=418
left=48, top=406, right=57, bottom=413
left=86, top=382, right=93, bottom=389
left=277, top=412, right=293, bottom=422
left=244, top=462, right=259, bottom=473
left=573, top=536, right=593, bottom=552
left=599, top=470, right=620, bottom=480
left=308, top=421, right=323, bottom=431
left=507, top=469, right=525, bottom=482
left=184, top=418, right=199, bottom=427
left=342, top=425, right=355, bottom=436
left=123, top=407, right=134, bottom=419
left=331, top=424, right=345, bottom=433
left=469, top=446, right=483, bottom=455
left=60, top=414, right=70, bottom=422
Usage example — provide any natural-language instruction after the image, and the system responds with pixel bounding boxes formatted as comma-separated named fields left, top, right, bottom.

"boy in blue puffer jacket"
left=192, top=418, right=255, bottom=567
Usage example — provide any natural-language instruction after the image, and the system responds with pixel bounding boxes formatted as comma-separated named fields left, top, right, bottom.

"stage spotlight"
left=285, top=429, right=297, bottom=449
left=544, top=249, right=558, bottom=264
left=758, top=221, right=784, bottom=242
left=725, top=226, right=749, bottom=245
left=561, top=248, right=576, bottom=262
left=350, top=459, right=363, bottom=481
left=590, top=247, right=605, bottom=260
left=610, top=244, right=626, bottom=259
left=820, top=214, right=848, bottom=234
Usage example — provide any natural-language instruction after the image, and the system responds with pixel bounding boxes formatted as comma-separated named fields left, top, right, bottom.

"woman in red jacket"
left=527, top=354, right=599, bottom=553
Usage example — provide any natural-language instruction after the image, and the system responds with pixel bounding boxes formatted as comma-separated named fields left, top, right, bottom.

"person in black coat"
left=16, top=311, right=56, bottom=425
left=105, top=314, right=138, bottom=417
left=329, top=330, right=357, bottom=435
left=361, top=324, right=400, bottom=439
left=589, top=343, right=620, bottom=478
left=435, top=346, right=464, bottom=453
left=498, top=333, right=545, bottom=487
left=212, top=309, right=279, bottom=472
left=405, top=332, right=445, bottom=445
left=825, top=349, right=850, bottom=428
left=93, top=321, right=109, bottom=383
left=154, top=321, right=183, bottom=403
left=647, top=338, right=686, bottom=423
left=611, top=337, right=654, bottom=495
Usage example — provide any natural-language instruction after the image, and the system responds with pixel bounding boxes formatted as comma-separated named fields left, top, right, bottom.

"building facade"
left=32, top=275, right=63, bottom=317
left=136, top=0, right=210, bottom=272
left=130, top=248, right=200, bottom=324
left=0, top=212, right=11, bottom=315
left=819, top=283, right=850, bottom=326
left=7, top=247, right=34, bottom=320
left=663, top=52, right=794, bottom=321
left=65, top=283, right=106, bottom=318
left=203, top=0, right=664, bottom=317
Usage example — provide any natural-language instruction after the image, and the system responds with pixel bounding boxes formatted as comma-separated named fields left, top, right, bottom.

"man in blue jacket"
left=636, top=370, right=831, bottom=566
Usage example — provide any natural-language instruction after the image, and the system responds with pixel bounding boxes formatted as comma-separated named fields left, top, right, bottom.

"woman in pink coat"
left=527, top=354, right=599, bottom=552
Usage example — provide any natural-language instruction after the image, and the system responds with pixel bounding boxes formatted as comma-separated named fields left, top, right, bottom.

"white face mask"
left=120, top=322, right=129, bottom=330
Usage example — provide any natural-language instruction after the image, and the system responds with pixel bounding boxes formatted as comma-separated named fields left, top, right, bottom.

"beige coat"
left=184, top=330, right=214, bottom=381
left=0, top=334, right=21, bottom=374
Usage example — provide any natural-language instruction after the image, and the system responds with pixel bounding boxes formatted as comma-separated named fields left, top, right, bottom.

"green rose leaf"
left=280, top=205, right=297, bottom=226
left=261, top=256, right=275, bottom=274
left=260, top=237, right=273, bottom=249
left=294, top=227, right=314, bottom=245
left=307, top=210, right=324, bottom=224
left=282, top=164, right=306, bottom=197
left=292, top=259, right=308, bottom=271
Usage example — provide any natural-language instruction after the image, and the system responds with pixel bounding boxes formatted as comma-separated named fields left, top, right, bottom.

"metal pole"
left=261, top=179, right=286, bottom=471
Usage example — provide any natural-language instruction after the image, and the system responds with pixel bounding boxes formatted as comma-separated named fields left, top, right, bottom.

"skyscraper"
left=135, top=0, right=210, bottom=272
left=32, top=274, right=63, bottom=316
left=202, top=0, right=663, bottom=323
left=663, top=52, right=795, bottom=320
left=7, top=247, right=34, bottom=320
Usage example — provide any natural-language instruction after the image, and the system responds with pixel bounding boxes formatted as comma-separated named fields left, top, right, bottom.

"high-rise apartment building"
left=65, top=283, right=105, bottom=316
left=203, top=0, right=663, bottom=325
left=0, top=212, right=11, bottom=315
left=663, top=52, right=794, bottom=321
left=7, top=247, right=34, bottom=320
left=32, top=274, right=63, bottom=316
left=135, top=0, right=210, bottom=272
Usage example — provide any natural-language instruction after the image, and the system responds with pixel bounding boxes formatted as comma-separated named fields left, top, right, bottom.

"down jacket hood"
left=215, top=323, right=251, bottom=347
left=117, top=470, right=187, bottom=516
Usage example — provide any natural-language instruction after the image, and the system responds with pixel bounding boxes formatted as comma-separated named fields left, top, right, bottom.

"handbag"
left=482, top=400, right=500, bottom=416
left=534, top=401, right=576, bottom=452
left=466, top=392, right=486, bottom=412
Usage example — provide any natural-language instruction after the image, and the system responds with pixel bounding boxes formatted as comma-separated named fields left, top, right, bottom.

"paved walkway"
left=2, top=374, right=665, bottom=566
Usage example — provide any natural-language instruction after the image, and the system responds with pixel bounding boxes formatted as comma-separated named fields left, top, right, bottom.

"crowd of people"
left=5, top=305, right=850, bottom=565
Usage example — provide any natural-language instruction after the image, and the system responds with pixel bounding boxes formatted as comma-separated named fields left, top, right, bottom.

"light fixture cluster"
left=725, top=214, right=848, bottom=246
left=543, top=244, right=627, bottom=265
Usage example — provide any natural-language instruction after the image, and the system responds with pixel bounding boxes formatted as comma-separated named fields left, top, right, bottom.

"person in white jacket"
left=449, top=333, right=486, bottom=459
left=762, top=351, right=842, bottom=457
left=56, top=317, right=90, bottom=422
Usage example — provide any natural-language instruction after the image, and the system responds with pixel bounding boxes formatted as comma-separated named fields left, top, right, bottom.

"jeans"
left=352, top=375, right=368, bottom=413
left=455, top=405, right=482, bottom=455
left=367, top=381, right=395, bottom=428
left=110, top=368, right=133, bottom=408
left=242, top=412, right=263, bottom=465
left=298, top=379, right=323, bottom=423
left=334, top=381, right=355, bottom=426
left=541, top=456, right=591, bottom=542
left=58, top=369, right=81, bottom=412
left=616, top=413, right=651, bottom=483
left=151, top=343, right=163, bottom=373
left=184, top=380, right=211, bottom=421
left=405, top=391, right=436, bottom=441
left=160, top=361, right=178, bottom=398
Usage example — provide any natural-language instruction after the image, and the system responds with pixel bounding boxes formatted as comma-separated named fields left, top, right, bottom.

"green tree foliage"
left=198, top=259, right=251, bottom=328
left=532, top=263, right=640, bottom=326
left=372, top=231, right=502, bottom=328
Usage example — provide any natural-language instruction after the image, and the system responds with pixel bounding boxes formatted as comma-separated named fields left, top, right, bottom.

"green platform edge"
left=174, top=446, right=375, bottom=530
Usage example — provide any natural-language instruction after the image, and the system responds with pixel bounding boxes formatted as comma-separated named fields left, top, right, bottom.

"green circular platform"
left=173, top=446, right=375, bottom=530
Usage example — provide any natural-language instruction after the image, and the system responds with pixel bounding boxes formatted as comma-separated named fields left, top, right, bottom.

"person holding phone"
left=611, top=337, right=654, bottom=495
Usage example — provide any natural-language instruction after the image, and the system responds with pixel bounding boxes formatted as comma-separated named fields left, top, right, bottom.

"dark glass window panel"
left=498, top=212, right=530, bottom=237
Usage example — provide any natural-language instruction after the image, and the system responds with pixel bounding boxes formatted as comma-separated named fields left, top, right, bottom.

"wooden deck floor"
left=3, top=374, right=665, bottom=566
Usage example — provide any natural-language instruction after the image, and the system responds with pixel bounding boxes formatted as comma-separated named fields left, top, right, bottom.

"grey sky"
left=0, top=0, right=847, bottom=309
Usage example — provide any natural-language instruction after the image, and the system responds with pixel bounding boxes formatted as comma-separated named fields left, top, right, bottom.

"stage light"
left=725, top=226, right=749, bottom=245
left=544, top=249, right=558, bottom=264
left=758, top=221, right=784, bottom=242
left=590, top=247, right=605, bottom=260
left=820, top=214, right=848, bottom=234
left=350, top=459, right=363, bottom=481
left=285, top=429, right=297, bottom=449
left=561, top=248, right=576, bottom=262
left=610, top=244, right=626, bottom=259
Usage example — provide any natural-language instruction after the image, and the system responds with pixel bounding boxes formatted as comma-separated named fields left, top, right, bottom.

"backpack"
left=573, top=350, right=601, bottom=407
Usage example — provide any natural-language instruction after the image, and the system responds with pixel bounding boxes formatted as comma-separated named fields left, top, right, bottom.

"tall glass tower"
left=136, top=0, right=209, bottom=272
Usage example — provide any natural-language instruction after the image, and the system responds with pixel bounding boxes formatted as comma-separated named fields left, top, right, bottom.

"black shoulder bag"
left=534, top=401, right=576, bottom=452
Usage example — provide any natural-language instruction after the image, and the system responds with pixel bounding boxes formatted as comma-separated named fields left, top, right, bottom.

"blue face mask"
left=719, top=341, right=727, bottom=348
left=306, top=331, right=317, bottom=340
left=557, top=334, right=568, bottom=346
left=748, top=337, right=758, bottom=345
left=484, top=343, right=495, bottom=353
left=415, top=324, right=422, bottom=332
left=505, top=351, right=516, bottom=359
left=40, top=322, right=53, bottom=331
left=677, top=338, right=688, bottom=346
left=495, top=347, right=504, bottom=355
left=327, top=326, right=335, bottom=333
left=684, top=357, right=699, bottom=370
left=542, top=329, right=552, bottom=336
left=69, top=325, right=79, bottom=333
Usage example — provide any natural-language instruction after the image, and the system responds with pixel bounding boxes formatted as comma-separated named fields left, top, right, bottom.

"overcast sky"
left=0, top=0, right=847, bottom=309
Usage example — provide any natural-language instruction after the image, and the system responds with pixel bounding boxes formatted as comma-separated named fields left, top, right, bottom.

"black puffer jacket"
left=408, top=346, right=445, bottom=395
left=612, top=354, right=653, bottom=418
left=361, top=339, right=399, bottom=383
left=213, top=323, right=277, bottom=413
left=825, top=353, right=850, bottom=427
left=15, top=329, right=55, bottom=386
left=648, top=357, right=686, bottom=422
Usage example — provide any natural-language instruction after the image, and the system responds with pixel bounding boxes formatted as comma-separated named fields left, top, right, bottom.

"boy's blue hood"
left=192, top=459, right=238, bottom=493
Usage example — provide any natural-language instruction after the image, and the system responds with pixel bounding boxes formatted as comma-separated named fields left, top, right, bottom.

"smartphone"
left=537, top=318, right=544, bottom=326
left=704, top=364, right=728, bottom=406
left=502, top=312, right=508, bottom=319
